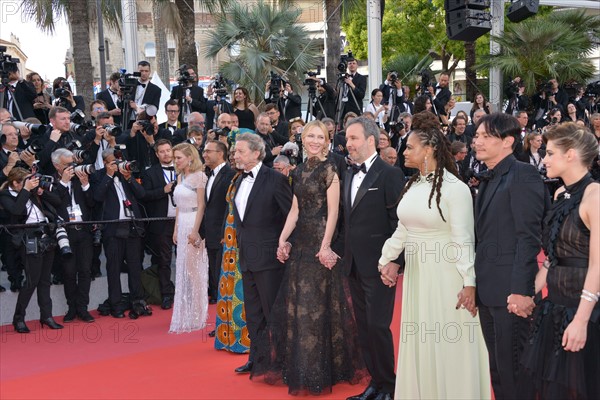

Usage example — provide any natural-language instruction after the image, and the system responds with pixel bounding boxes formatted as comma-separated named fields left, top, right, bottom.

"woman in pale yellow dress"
left=378, top=127, right=491, bottom=399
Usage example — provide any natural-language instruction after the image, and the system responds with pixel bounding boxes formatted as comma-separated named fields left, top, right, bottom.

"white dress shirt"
left=206, top=162, right=226, bottom=201
left=351, top=152, right=378, bottom=206
left=235, top=162, right=262, bottom=221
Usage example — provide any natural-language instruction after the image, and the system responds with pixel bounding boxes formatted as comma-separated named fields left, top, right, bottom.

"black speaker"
left=445, top=0, right=490, bottom=12
left=447, top=18, right=492, bottom=41
left=447, top=8, right=492, bottom=25
left=506, top=0, right=539, bottom=23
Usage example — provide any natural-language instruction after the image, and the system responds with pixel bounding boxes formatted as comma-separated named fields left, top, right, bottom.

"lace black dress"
left=521, top=174, right=600, bottom=400
left=250, top=157, right=368, bottom=395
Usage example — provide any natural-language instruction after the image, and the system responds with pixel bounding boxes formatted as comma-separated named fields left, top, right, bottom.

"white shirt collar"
left=211, top=162, right=227, bottom=176
left=363, top=152, right=378, bottom=172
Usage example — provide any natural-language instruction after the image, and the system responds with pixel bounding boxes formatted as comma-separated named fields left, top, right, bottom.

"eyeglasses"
left=266, top=111, right=278, bottom=115
left=202, top=149, right=221, bottom=153
left=166, top=109, right=179, bottom=113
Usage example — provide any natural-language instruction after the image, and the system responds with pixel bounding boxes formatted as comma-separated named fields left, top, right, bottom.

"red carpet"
left=0, top=284, right=403, bottom=400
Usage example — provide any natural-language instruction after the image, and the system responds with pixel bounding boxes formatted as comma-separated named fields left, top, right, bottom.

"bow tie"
left=168, top=125, right=177, bottom=130
left=110, top=90, right=119, bottom=95
left=351, top=163, right=367, bottom=175
left=242, top=171, right=254, bottom=179
left=476, top=170, right=495, bottom=182
left=139, top=83, right=147, bottom=88
left=162, top=166, right=174, bottom=171
left=205, top=169, right=214, bottom=177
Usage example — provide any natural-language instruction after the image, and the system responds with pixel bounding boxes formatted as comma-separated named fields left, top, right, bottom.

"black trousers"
left=348, top=262, right=397, bottom=395
left=478, top=304, right=532, bottom=400
left=147, top=232, right=175, bottom=297
left=104, top=235, right=144, bottom=310
left=1, top=234, right=23, bottom=284
left=62, top=228, right=93, bottom=312
left=241, top=268, right=284, bottom=362
left=207, top=247, right=222, bottom=299
left=13, top=246, right=55, bottom=321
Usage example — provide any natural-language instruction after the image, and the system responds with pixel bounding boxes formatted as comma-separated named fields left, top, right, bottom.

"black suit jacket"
left=90, top=169, right=146, bottom=238
left=141, top=164, right=176, bottom=235
left=201, top=164, right=235, bottom=249
left=53, top=178, right=95, bottom=226
left=342, top=73, right=367, bottom=118
left=474, top=155, right=545, bottom=307
left=205, top=100, right=233, bottom=131
left=96, top=89, right=122, bottom=126
left=335, top=157, right=405, bottom=277
left=141, top=82, right=161, bottom=110
left=331, top=134, right=348, bottom=157
left=432, top=86, right=451, bottom=116
left=233, top=165, right=292, bottom=272
left=170, top=84, right=206, bottom=122
left=5, top=80, right=36, bottom=121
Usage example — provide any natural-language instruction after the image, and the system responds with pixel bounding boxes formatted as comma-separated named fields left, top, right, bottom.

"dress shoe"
left=111, top=310, right=125, bottom=318
left=40, top=317, right=64, bottom=329
left=161, top=296, right=173, bottom=310
left=52, top=276, right=63, bottom=285
left=346, top=385, right=379, bottom=400
left=234, top=361, right=254, bottom=374
left=63, top=308, right=77, bottom=323
left=77, top=311, right=95, bottom=323
left=372, top=393, right=392, bottom=400
left=13, top=320, right=30, bottom=334
left=10, top=280, right=21, bottom=292
left=0, top=285, right=5, bottom=292
left=208, top=329, right=216, bottom=337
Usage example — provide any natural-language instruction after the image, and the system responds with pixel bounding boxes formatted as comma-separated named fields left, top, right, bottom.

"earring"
left=424, top=156, right=429, bottom=175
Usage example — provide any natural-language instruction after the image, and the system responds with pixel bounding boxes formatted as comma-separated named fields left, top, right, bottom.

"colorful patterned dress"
left=214, top=173, right=250, bottom=353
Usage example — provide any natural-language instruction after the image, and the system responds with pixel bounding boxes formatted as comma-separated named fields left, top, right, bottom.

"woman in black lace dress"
left=520, top=122, right=600, bottom=399
left=250, top=120, right=368, bottom=395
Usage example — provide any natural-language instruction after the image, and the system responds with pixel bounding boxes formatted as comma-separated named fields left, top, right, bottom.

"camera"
left=12, top=121, right=48, bottom=136
left=55, top=225, right=72, bottom=256
left=389, top=121, right=405, bottom=136
left=113, top=144, right=127, bottom=160
left=507, top=79, right=522, bottom=96
left=337, top=50, right=353, bottom=75
left=269, top=71, right=284, bottom=101
left=419, top=69, right=432, bottom=95
left=303, top=67, right=321, bottom=89
left=186, top=137, right=200, bottom=146
left=137, top=119, right=155, bottom=136
left=68, top=162, right=95, bottom=175
left=389, top=71, right=399, bottom=84
left=53, top=80, right=71, bottom=99
left=281, top=142, right=299, bottom=166
left=117, top=70, right=142, bottom=100
left=584, top=81, right=600, bottom=98
left=212, top=73, right=229, bottom=100
left=176, top=64, right=192, bottom=85
left=103, top=124, right=122, bottom=137
left=115, top=160, right=139, bottom=173
left=31, top=173, right=54, bottom=191
left=66, top=140, right=91, bottom=163
left=0, top=46, right=20, bottom=80
left=541, top=81, right=554, bottom=97
left=213, top=127, right=230, bottom=138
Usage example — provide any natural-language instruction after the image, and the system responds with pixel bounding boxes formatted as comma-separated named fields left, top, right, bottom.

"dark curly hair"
left=397, top=127, right=460, bottom=222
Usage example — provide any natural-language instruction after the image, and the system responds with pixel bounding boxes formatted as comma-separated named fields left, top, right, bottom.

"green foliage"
left=204, top=0, right=319, bottom=104
left=382, top=53, right=433, bottom=90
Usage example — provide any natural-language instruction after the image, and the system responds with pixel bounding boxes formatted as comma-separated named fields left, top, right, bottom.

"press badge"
left=67, top=204, right=82, bottom=221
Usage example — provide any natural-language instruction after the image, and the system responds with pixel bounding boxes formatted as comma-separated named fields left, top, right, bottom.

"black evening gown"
left=250, top=157, right=368, bottom=395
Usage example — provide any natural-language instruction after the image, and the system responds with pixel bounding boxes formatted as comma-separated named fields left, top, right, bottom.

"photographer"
left=1, top=123, right=35, bottom=186
left=90, top=148, right=150, bottom=319
left=170, top=65, right=206, bottom=124
left=4, top=65, right=36, bottom=121
left=26, top=72, right=52, bottom=124
left=341, top=55, right=367, bottom=118
left=255, top=113, right=282, bottom=167
left=535, top=107, right=563, bottom=131
left=307, top=77, right=335, bottom=120
left=205, top=75, right=233, bottom=131
left=504, top=77, right=529, bottom=115
left=379, top=72, right=404, bottom=122
left=428, top=72, right=452, bottom=119
left=37, top=106, right=85, bottom=175
left=265, top=78, right=302, bottom=122
left=127, top=61, right=161, bottom=126
left=159, top=100, right=186, bottom=140
left=265, top=103, right=289, bottom=139
left=126, top=110, right=160, bottom=174
left=51, top=77, right=85, bottom=113
left=86, top=112, right=123, bottom=170
left=0, top=167, right=64, bottom=333
left=95, top=72, right=123, bottom=126
left=533, top=78, right=569, bottom=119
left=51, top=148, right=95, bottom=323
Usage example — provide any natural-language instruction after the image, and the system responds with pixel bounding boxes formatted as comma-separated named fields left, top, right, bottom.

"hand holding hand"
left=277, top=241, right=292, bottom=263
left=456, top=286, right=477, bottom=317
left=187, top=231, right=201, bottom=247
left=507, top=294, right=535, bottom=318
left=380, top=262, right=401, bottom=287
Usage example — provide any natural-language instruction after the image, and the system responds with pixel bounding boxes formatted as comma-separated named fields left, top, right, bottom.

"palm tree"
left=478, top=9, right=600, bottom=95
left=204, top=1, right=320, bottom=105
left=21, top=0, right=121, bottom=112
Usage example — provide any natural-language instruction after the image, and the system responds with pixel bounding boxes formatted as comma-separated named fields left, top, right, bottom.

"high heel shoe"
left=40, top=317, right=64, bottom=329
left=13, top=320, right=30, bottom=333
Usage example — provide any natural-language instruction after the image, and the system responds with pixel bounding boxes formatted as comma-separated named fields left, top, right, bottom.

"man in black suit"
left=309, top=78, right=336, bottom=120
left=127, top=61, right=161, bottom=126
left=473, top=113, right=545, bottom=400
left=322, top=117, right=347, bottom=157
left=37, top=106, right=85, bottom=175
left=512, top=110, right=531, bottom=157
left=428, top=72, right=451, bottom=118
left=125, top=111, right=160, bottom=174
left=51, top=148, right=96, bottom=323
left=140, top=139, right=176, bottom=310
left=3, top=67, right=36, bottom=121
left=255, top=113, right=284, bottom=168
left=91, top=148, right=150, bottom=318
left=264, top=103, right=289, bottom=139
left=231, top=132, right=293, bottom=373
left=95, top=72, right=123, bottom=126
left=337, top=117, right=405, bottom=400
left=265, top=81, right=302, bottom=122
left=201, top=140, right=235, bottom=305
left=170, top=65, right=206, bottom=124
left=342, top=56, right=367, bottom=119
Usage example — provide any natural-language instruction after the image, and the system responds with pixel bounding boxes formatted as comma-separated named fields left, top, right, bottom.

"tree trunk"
left=153, top=3, right=170, bottom=86
left=325, top=0, right=342, bottom=85
left=464, top=41, right=477, bottom=101
left=68, top=2, right=94, bottom=114
left=176, top=0, right=197, bottom=67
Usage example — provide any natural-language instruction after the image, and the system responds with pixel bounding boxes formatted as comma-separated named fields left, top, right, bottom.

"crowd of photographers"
left=1, top=49, right=599, bottom=330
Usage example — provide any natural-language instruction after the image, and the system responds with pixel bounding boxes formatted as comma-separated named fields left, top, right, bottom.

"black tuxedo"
left=311, top=82, right=336, bottom=120
left=4, top=80, right=36, bottom=121
left=342, top=73, right=367, bottom=118
left=141, top=164, right=176, bottom=298
left=432, top=86, right=451, bottom=116
left=474, top=155, right=545, bottom=399
left=170, top=84, right=206, bottom=123
left=125, top=82, right=161, bottom=124
left=37, top=129, right=85, bottom=175
left=233, top=164, right=292, bottom=362
left=96, top=88, right=122, bottom=126
left=335, top=156, right=404, bottom=395
left=202, top=164, right=235, bottom=299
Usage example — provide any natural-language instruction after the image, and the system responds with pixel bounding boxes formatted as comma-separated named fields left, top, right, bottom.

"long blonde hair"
left=172, top=143, right=203, bottom=175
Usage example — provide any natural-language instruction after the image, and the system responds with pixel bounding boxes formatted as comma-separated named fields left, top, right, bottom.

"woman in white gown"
left=378, top=127, right=490, bottom=399
left=169, top=143, right=209, bottom=333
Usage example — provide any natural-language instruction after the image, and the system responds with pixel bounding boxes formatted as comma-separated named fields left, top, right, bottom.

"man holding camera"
left=3, top=66, right=36, bottom=121
left=265, top=80, right=302, bottom=122
left=379, top=72, right=405, bottom=120
left=37, top=106, right=84, bottom=175
left=126, top=111, right=160, bottom=174
left=504, top=77, right=529, bottom=116
left=141, top=139, right=176, bottom=310
left=255, top=113, right=285, bottom=168
left=127, top=61, right=161, bottom=125
left=91, top=147, right=150, bottom=318
left=342, top=55, right=367, bottom=119
left=428, top=72, right=452, bottom=118
left=51, top=148, right=95, bottom=323
left=96, top=72, right=123, bottom=126
left=170, top=65, right=206, bottom=124
left=308, top=77, right=336, bottom=121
